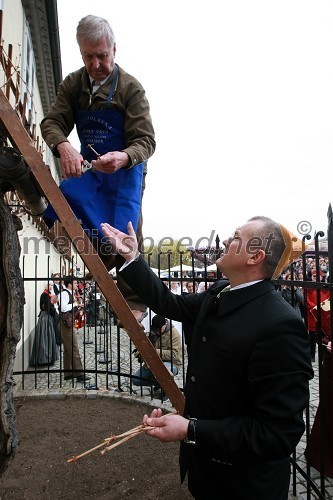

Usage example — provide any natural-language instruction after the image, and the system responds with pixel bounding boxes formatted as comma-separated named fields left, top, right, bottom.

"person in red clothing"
left=304, top=268, right=333, bottom=476
left=304, top=271, right=330, bottom=362
left=305, top=326, right=333, bottom=477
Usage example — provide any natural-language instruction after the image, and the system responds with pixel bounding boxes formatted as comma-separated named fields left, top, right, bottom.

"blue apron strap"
left=106, top=64, right=119, bottom=108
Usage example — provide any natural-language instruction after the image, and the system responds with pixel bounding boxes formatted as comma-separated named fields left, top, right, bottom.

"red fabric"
left=310, top=299, right=331, bottom=340
left=305, top=289, right=330, bottom=335
left=305, top=349, right=333, bottom=477
left=75, top=312, right=85, bottom=329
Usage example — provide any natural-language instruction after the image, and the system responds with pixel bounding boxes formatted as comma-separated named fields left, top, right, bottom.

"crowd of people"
left=29, top=273, right=105, bottom=382
left=278, top=256, right=330, bottom=363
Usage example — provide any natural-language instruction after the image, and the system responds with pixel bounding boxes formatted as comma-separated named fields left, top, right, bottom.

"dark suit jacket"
left=121, top=257, right=313, bottom=500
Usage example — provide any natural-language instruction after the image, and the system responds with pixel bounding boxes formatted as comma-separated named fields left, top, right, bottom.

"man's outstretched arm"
left=100, top=221, right=199, bottom=325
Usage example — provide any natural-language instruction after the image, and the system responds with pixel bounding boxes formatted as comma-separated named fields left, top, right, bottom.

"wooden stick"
left=67, top=424, right=155, bottom=463
left=101, top=432, right=140, bottom=455
left=67, top=438, right=114, bottom=463
left=101, top=426, right=155, bottom=455
left=103, top=424, right=145, bottom=442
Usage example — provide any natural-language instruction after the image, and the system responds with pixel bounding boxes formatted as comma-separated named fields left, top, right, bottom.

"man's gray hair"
left=76, top=15, right=115, bottom=47
left=247, top=216, right=289, bottom=279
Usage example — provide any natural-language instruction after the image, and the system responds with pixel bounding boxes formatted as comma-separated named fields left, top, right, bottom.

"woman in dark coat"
left=30, top=285, right=60, bottom=366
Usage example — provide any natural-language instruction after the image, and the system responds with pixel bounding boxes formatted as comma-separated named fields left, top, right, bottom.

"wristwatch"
left=184, top=417, right=197, bottom=445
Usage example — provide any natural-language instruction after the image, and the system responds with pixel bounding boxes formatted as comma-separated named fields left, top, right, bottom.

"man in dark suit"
left=101, top=216, right=313, bottom=500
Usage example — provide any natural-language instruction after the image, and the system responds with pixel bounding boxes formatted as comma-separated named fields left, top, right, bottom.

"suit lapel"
left=217, top=280, right=275, bottom=316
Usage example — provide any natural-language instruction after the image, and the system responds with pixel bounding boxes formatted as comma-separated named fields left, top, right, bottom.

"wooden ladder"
left=0, top=89, right=185, bottom=414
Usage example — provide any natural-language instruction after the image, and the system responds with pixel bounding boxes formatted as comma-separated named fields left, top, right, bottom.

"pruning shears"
left=81, top=144, right=101, bottom=173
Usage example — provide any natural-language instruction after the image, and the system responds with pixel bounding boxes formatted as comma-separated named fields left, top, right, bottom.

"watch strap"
left=184, top=417, right=197, bottom=445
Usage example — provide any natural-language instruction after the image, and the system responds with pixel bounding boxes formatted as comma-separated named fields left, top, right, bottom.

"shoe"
left=64, top=375, right=73, bottom=380
left=153, top=389, right=169, bottom=402
left=117, top=310, right=148, bottom=328
left=76, top=375, right=91, bottom=382
left=161, top=391, right=169, bottom=402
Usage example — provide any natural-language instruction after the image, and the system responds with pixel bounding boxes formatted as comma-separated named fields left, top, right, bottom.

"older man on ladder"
left=41, top=14, right=155, bottom=325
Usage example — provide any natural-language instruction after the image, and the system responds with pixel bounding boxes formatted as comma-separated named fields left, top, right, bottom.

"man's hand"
left=92, top=151, right=129, bottom=173
left=57, top=142, right=83, bottom=179
left=100, top=221, right=138, bottom=262
left=142, top=408, right=189, bottom=443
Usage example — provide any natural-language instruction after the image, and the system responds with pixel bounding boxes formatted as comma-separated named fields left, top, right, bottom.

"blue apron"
left=44, top=66, right=144, bottom=238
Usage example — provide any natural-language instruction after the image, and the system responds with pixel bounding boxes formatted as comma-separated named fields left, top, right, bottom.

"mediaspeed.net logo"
left=20, top=221, right=315, bottom=278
